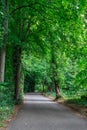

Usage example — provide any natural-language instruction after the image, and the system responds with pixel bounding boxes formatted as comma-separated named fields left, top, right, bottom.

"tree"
left=0, top=0, right=9, bottom=82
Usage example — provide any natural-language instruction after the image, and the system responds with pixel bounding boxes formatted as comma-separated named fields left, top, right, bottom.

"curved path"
left=8, top=93, right=87, bottom=130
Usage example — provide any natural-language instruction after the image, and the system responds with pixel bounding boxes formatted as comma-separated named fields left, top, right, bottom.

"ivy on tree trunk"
left=13, top=45, right=22, bottom=102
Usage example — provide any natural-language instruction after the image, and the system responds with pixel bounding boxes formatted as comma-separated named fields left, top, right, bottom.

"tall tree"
left=0, top=0, right=9, bottom=82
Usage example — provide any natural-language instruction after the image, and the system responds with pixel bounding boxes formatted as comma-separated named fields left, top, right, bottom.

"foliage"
left=0, top=0, right=87, bottom=125
left=0, top=83, right=15, bottom=127
left=0, top=83, right=14, bottom=106
left=22, top=54, right=51, bottom=93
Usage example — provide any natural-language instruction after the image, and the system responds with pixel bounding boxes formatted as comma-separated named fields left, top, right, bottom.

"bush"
left=0, top=82, right=15, bottom=107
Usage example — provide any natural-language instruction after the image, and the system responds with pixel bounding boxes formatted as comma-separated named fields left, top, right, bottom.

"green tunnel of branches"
left=0, top=0, right=87, bottom=107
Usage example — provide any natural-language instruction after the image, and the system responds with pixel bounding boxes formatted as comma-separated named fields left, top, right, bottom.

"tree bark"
left=42, top=81, right=45, bottom=93
left=50, top=39, right=60, bottom=99
left=0, top=45, right=6, bottom=82
left=0, top=0, right=8, bottom=82
left=13, top=46, right=22, bottom=102
left=54, top=82, right=60, bottom=99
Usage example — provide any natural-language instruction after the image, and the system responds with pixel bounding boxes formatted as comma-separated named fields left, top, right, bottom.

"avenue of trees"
left=0, top=0, right=87, bottom=125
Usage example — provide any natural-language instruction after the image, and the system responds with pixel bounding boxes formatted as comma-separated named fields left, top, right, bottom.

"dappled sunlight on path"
left=24, top=93, right=55, bottom=104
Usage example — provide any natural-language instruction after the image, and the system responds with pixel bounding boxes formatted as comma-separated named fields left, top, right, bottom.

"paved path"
left=8, top=93, right=87, bottom=130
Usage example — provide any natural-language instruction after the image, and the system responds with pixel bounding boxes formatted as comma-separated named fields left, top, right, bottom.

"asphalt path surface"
left=8, top=93, right=87, bottom=130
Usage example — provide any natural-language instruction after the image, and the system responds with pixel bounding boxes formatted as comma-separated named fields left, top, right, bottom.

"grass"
left=45, top=92, right=56, bottom=98
left=66, top=98, right=87, bottom=107
left=45, top=92, right=87, bottom=107
left=0, top=122, right=5, bottom=128
left=0, top=106, right=14, bottom=128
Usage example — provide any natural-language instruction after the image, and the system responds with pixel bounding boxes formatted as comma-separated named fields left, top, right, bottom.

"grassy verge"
left=44, top=92, right=56, bottom=98
left=0, top=106, right=15, bottom=129
left=66, top=98, right=87, bottom=107
left=44, top=92, right=87, bottom=107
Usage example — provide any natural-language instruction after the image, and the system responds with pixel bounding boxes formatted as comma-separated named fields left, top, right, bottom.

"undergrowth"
left=45, top=91, right=87, bottom=107
left=0, top=82, right=15, bottom=128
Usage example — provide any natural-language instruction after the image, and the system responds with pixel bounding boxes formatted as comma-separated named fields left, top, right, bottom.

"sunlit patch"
left=24, top=100, right=55, bottom=104
left=24, top=94, right=56, bottom=104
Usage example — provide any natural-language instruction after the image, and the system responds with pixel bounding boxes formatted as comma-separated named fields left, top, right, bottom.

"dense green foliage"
left=0, top=0, right=87, bottom=126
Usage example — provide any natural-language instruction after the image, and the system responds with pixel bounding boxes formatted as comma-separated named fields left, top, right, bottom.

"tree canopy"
left=0, top=0, right=87, bottom=124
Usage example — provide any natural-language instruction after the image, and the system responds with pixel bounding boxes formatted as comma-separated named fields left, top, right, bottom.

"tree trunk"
left=50, top=42, right=60, bottom=99
left=0, top=0, right=8, bottom=82
left=0, top=45, right=6, bottom=82
left=13, top=46, right=22, bottom=102
left=42, top=81, right=45, bottom=93
left=55, top=82, right=60, bottom=99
